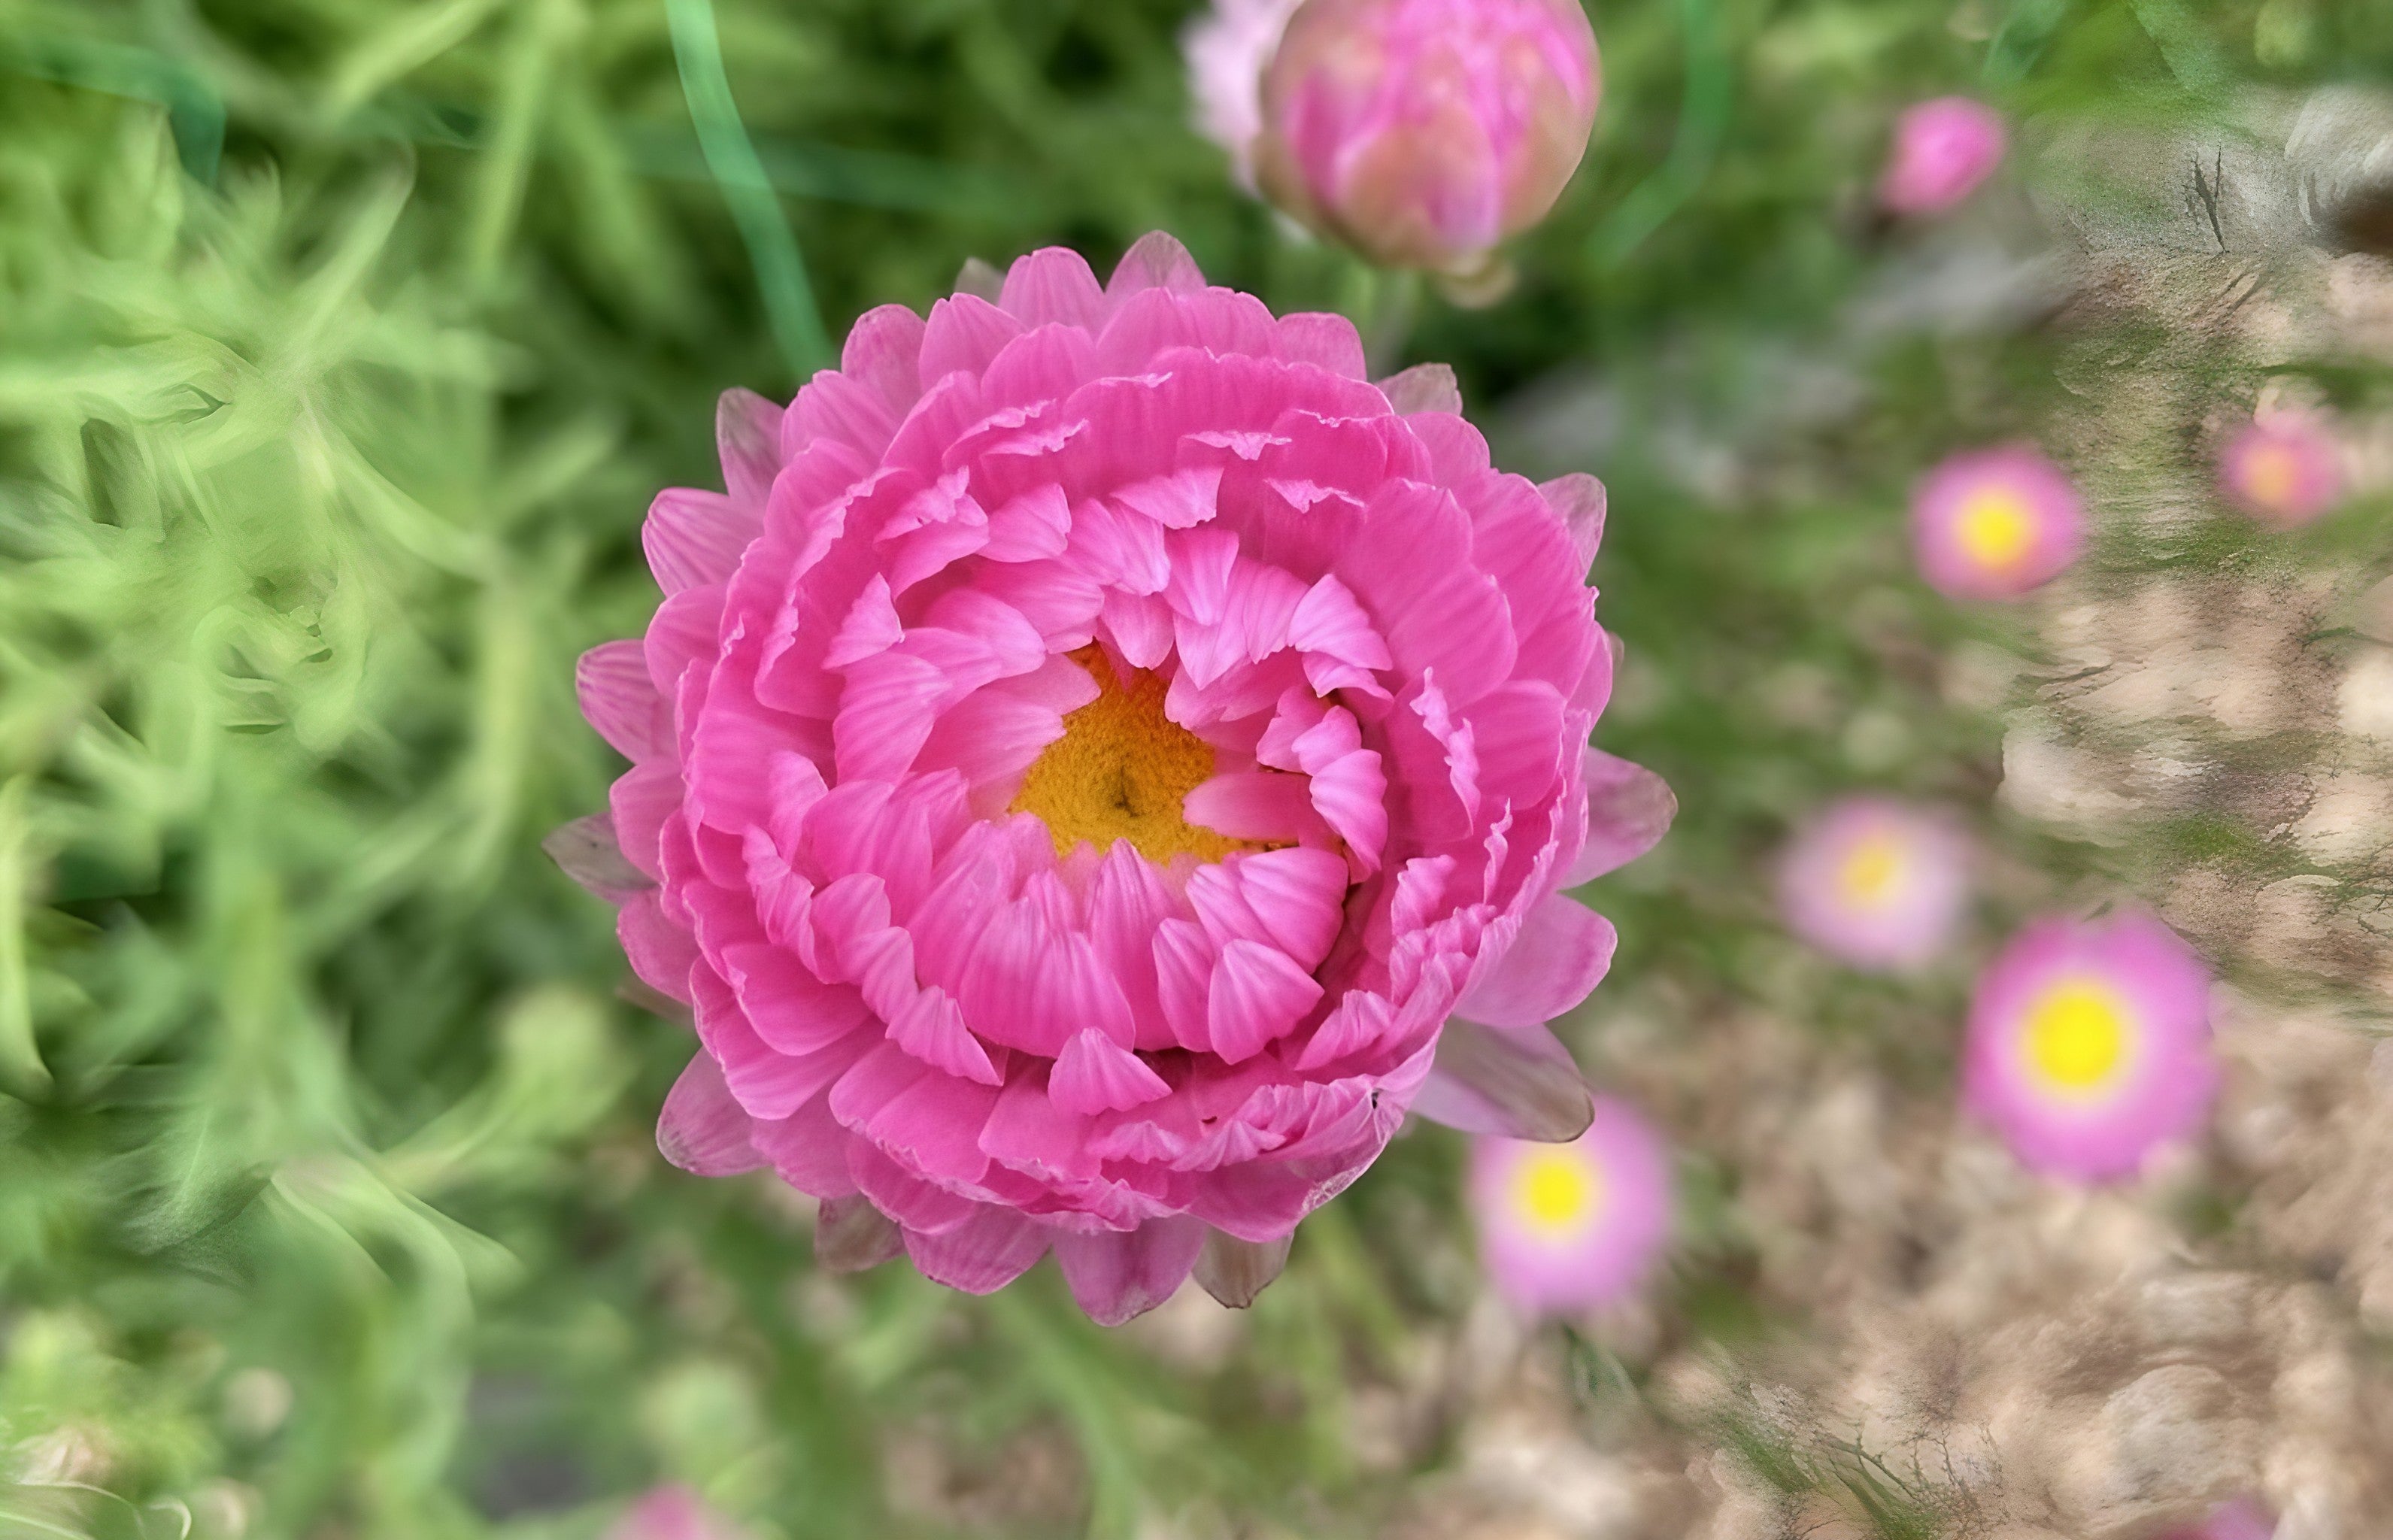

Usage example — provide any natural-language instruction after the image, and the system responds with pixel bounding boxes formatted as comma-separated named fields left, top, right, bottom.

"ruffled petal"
left=1053, top=1216, right=1206, bottom=1325
left=656, top=1052, right=764, bottom=1176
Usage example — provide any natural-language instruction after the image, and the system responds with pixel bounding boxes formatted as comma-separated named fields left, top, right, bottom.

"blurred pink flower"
left=1878, top=97, right=2007, bottom=215
left=1779, top=797, right=1970, bottom=971
left=1911, top=444, right=2085, bottom=601
left=563, top=234, right=1672, bottom=1325
left=2155, top=1498, right=2276, bottom=1540
left=1470, top=1096, right=1672, bottom=1315
left=1250, top=0, right=1601, bottom=280
left=607, top=1487, right=742, bottom=1540
left=1961, top=911, right=2218, bottom=1181
left=1184, top=0, right=1307, bottom=190
left=2220, top=413, right=2345, bottom=527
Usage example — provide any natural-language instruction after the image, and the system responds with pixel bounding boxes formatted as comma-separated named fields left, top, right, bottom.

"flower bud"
left=1247, top=0, right=1600, bottom=282
left=1879, top=97, right=2006, bottom=216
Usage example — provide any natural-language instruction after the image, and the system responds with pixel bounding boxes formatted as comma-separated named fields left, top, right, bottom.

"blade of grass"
left=1591, top=0, right=1731, bottom=270
left=665, top=0, right=833, bottom=380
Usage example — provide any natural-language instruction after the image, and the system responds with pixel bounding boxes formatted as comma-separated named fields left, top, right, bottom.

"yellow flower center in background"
left=2022, top=978, right=2132, bottom=1095
left=2240, top=443, right=2301, bottom=511
left=1011, top=647, right=1264, bottom=864
left=1955, top=488, right=2035, bottom=568
left=1511, top=1147, right=1603, bottom=1234
left=1834, top=832, right=1906, bottom=908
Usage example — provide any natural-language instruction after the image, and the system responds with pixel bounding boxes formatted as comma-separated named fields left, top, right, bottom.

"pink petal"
left=1303, top=750, right=1388, bottom=875
left=920, top=293, right=1027, bottom=381
left=717, top=387, right=784, bottom=510
left=691, top=966, right=873, bottom=1121
left=823, top=574, right=903, bottom=668
left=1294, top=988, right=1396, bottom=1070
left=1053, top=1216, right=1206, bottom=1326
left=1106, top=231, right=1207, bottom=302
left=1184, top=769, right=1318, bottom=844
left=1539, top=473, right=1606, bottom=571
left=749, top=1092, right=856, bottom=1197
left=887, top=985, right=1002, bottom=1086
left=842, top=303, right=927, bottom=413
left=1455, top=896, right=1618, bottom=1029
left=645, top=488, right=759, bottom=596
left=902, top=1205, right=1052, bottom=1293
left=1100, top=590, right=1175, bottom=671
left=1114, top=465, right=1224, bottom=529
left=1412, top=1019, right=1595, bottom=1141
left=1153, top=918, right=1218, bottom=1052
left=1227, top=847, right=1348, bottom=969
left=982, top=483, right=1072, bottom=562
left=1287, top=574, right=1394, bottom=670
left=1565, top=750, right=1676, bottom=884
left=609, top=763, right=684, bottom=881
left=832, top=651, right=949, bottom=783
left=1275, top=312, right=1367, bottom=379
left=718, top=941, right=875, bottom=1056
left=1051, top=1029, right=1172, bottom=1114
left=999, top=247, right=1106, bottom=329
left=1378, top=362, right=1461, bottom=416
left=1209, top=939, right=1324, bottom=1063
left=578, top=640, right=672, bottom=762
left=656, top=1052, right=764, bottom=1176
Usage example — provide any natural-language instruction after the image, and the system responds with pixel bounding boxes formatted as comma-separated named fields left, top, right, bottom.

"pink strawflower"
left=1184, top=0, right=1308, bottom=190
left=607, top=1487, right=743, bottom=1540
left=1249, top=0, right=1601, bottom=280
left=1779, top=797, right=1970, bottom=972
left=1470, top=1096, right=1672, bottom=1315
left=563, top=235, right=1671, bottom=1324
left=2220, top=413, right=2345, bottom=528
left=1961, top=911, right=2218, bottom=1182
left=1911, top=444, right=2085, bottom=601
left=1878, top=97, right=2007, bottom=215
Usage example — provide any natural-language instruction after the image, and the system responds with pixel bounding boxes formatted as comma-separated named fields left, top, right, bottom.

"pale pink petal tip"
left=1961, top=910, right=2219, bottom=1182
left=1779, top=796, right=1970, bottom=972
left=1879, top=96, right=2007, bottom=215
left=1911, top=444, right=2085, bottom=601
left=2219, top=414, right=2345, bottom=527
left=1469, top=1096, right=1673, bottom=1315
left=571, top=231, right=1630, bottom=1321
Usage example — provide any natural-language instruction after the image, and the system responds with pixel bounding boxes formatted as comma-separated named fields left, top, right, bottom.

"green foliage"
left=0, top=1, right=2387, bottom=1537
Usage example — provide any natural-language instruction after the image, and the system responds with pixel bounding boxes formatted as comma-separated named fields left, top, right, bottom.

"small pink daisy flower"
left=1470, top=1097, right=1672, bottom=1316
left=1879, top=97, right=2008, bottom=216
left=608, top=1488, right=744, bottom=1540
left=1779, top=798, right=1970, bottom=972
left=1961, top=911, right=2218, bottom=1182
left=2220, top=414, right=2345, bottom=528
left=1911, top=444, right=2085, bottom=601
left=2156, top=1498, right=2276, bottom=1540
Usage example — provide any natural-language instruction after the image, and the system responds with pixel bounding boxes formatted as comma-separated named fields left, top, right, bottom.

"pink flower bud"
left=1879, top=97, right=2007, bottom=216
left=2219, top=412, right=2345, bottom=527
left=1249, top=0, right=1601, bottom=279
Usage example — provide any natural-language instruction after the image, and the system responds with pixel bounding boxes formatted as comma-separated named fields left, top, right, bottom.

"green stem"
left=666, top=0, right=834, bottom=380
left=1590, top=0, right=1730, bottom=270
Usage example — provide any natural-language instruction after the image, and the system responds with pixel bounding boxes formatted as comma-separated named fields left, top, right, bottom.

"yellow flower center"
left=2023, top=978, right=2131, bottom=1094
left=1834, top=832, right=1906, bottom=908
left=1511, top=1147, right=1603, bottom=1234
left=2240, top=443, right=2302, bottom=511
left=1010, top=648, right=1263, bottom=864
left=1956, top=489, right=2035, bottom=568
